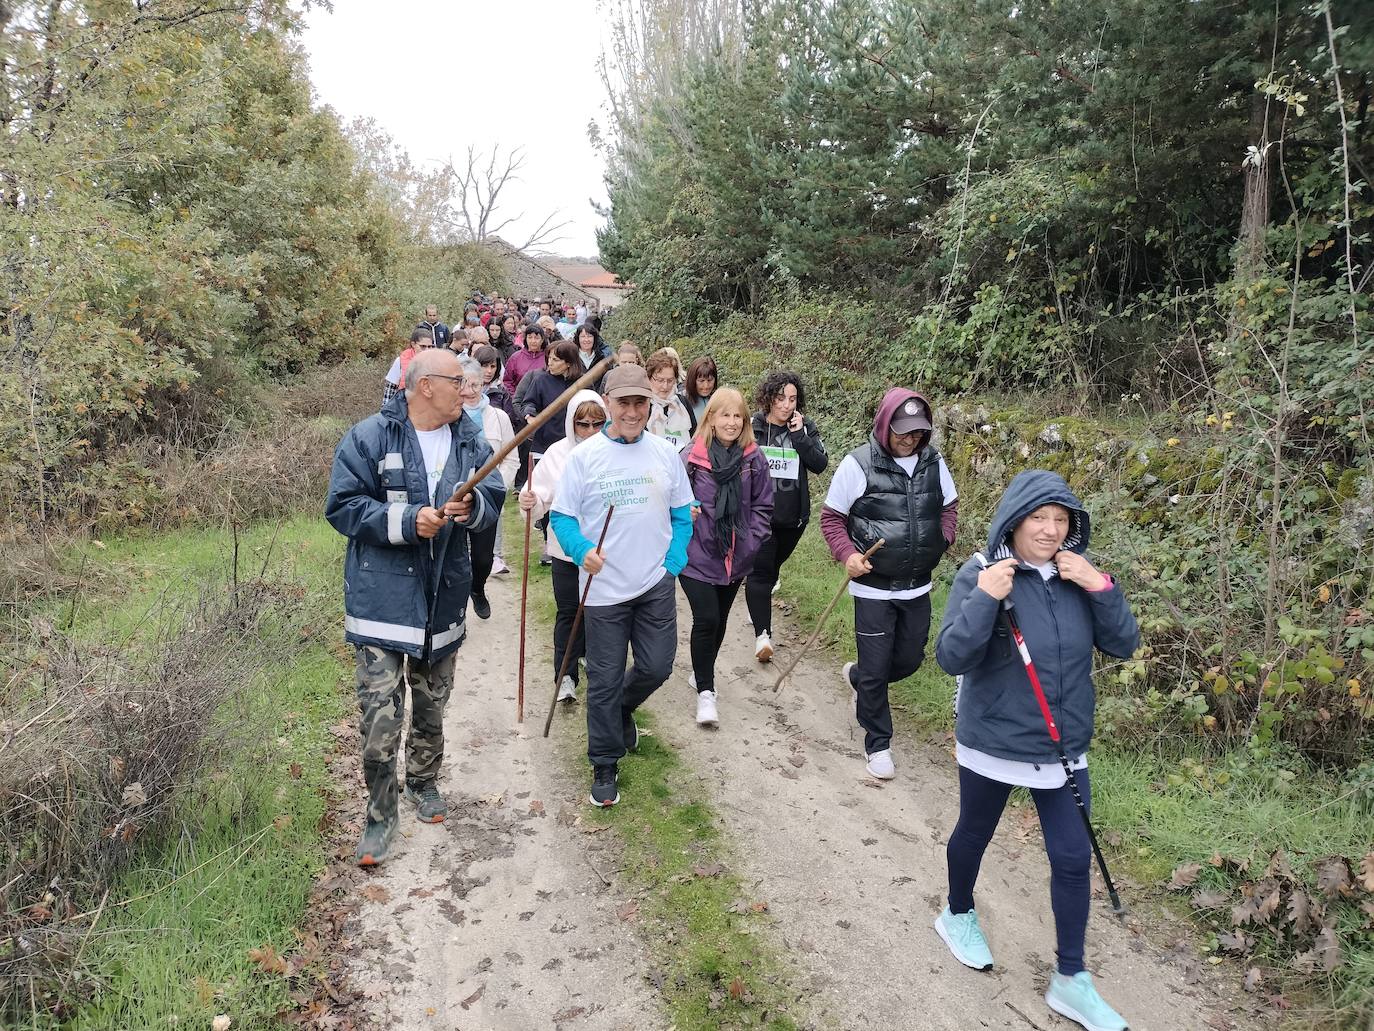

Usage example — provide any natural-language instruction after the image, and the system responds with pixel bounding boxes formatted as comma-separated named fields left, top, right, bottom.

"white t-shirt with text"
left=552, top=431, right=695, bottom=606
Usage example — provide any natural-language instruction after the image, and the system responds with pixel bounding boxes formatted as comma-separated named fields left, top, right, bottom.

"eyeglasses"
left=890, top=429, right=921, bottom=440
left=650, top=376, right=676, bottom=387
left=424, top=374, right=465, bottom=387
left=575, top=419, right=607, bottom=430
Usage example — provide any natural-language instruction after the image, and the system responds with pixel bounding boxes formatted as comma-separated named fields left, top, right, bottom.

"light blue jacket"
left=325, top=392, right=506, bottom=660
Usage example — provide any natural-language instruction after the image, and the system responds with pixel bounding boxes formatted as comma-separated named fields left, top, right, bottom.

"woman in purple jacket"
left=680, top=388, right=774, bottom=727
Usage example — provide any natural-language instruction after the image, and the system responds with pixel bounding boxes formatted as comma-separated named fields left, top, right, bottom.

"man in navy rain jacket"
left=326, top=348, right=505, bottom=865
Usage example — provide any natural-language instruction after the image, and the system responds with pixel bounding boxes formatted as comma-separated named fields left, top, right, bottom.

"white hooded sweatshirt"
left=524, top=388, right=609, bottom=563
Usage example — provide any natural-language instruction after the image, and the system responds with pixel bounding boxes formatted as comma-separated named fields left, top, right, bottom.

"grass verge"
left=775, top=521, right=1372, bottom=1029
left=45, top=516, right=350, bottom=1030
left=504, top=505, right=808, bottom=1031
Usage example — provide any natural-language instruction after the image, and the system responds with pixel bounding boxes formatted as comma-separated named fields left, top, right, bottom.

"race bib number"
left=762, top=445, right=800, bottom=480
left=663, top=428, right=690, bottom=452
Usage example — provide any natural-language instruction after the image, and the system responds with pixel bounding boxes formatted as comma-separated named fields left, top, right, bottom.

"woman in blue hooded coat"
left=932, top=470, right=1139, bottom=1031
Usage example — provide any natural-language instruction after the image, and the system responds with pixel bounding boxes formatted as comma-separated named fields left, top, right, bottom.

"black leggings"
left=468, top=520, right=498, bottom=599
left=678, top=574, right=743, bottom=693
left=744, top=523, right=806, bottom=636
left=550, top=557, right=585, bottom=685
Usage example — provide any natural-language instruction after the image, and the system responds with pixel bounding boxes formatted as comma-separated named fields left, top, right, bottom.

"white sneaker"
left=755, top=631, right=773, bottom=663
left=696, top=690, right=719, bottom=727
left=556, top=675, right=576, bottom=703
left=492, top=557, right=511, bottom=575
left=865, top=748, right=895, bottom=779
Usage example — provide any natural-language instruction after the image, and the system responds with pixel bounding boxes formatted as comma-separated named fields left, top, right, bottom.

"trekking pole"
left=773, top=538, right=884, bottom=693
left=445, top=357, right=612, bottom=508
left=516, top=455, right=535, bottom=724
left=999, top=599, right=1128, bottom=918
left=543, top=505, right=615, bottom=738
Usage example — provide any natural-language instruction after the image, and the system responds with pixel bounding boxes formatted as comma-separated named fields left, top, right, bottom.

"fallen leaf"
left=1231, top=897, right=1261, bottom=926
left=1255, top=882, right=1282, bottom=921
left=459, top=984, right=485, bottom=1010
left=360, top=884, right=390, bottom=904
left=1264, top=849, right=1295, bottom=882
left=212, top=1016, right=231, bottom=1031
left=1360, top=900, right=1374, bottom=929
left=478, top=793, right=505, bottom=808
left=728, top=976, right=748, bottom=1001
left=359, top=978, right=390, bottom=1000
left=1315, top=926, right=1343, bottom=972
left=528, top=799, right=546, bottom=816
left=408, top=887, right=433, bottom=898
left=787, top=754, right=805, bottom=768
left=1192, top=889, right=1229, bottom=909
left=1216, top=930, right=1249, bottom=953
left=121, top=781, right=147, bottom=807
left=1315, top=856, right=1354, bottom=898
left=616, top=900, right=639, bottom=921
left=247, top=943, right=288, bottom=976
left=1285, top=890, right=1317, bottom=935
left=750, top=900, right=769, bottom=913
left=1359, top=851, right=1374, bottom=894
left=1243, top=966, right=1263, bottom=993
left=692, top=861, right=725, bottom=878
left=288, top=762, right=303, bottom=779
left=1169, top=862, right=1202, bottom=890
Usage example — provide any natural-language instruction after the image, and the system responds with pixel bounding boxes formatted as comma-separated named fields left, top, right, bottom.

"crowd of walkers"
left=325, top=296, right=1143, bottom=1031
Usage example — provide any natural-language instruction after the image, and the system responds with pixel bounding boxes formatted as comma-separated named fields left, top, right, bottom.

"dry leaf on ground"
left=360, top=884, right=390, bottom=904
left=1168, top=862, right=1201, bottom=890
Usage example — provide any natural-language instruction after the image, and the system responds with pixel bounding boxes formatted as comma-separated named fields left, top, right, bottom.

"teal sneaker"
left=404, top=782, right=448, bottom=824
left=1045, top=972, right=1129, bottom=1031
left=934, top=906, right=994, bottom=970
left=354, top=815, right=397, bottom=867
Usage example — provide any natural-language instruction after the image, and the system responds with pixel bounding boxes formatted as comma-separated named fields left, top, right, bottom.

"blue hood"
left=985, top=470, right=1090, bottom=561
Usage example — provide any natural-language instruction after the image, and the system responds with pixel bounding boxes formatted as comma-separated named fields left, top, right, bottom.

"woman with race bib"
left=645, top=349, right=696, bottom=452
left=745, top=370, right=828, bottom=662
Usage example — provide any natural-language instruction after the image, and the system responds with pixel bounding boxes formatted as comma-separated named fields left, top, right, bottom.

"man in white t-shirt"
left=820, top=388, right=958, bottom=781
left=550, top=365, right=696, bottom=808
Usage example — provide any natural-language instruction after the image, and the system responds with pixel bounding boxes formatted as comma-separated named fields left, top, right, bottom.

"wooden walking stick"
left=516, top=455, right=535, bottom=724
left=446, top=357, right=612, bottom=508
left=773, top=538, right=884, bottom=693
left=543, top=505, right=615, bottom=738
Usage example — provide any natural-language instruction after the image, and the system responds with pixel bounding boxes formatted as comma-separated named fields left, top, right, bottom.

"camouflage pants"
left=354, top=646, right=456, bottom=826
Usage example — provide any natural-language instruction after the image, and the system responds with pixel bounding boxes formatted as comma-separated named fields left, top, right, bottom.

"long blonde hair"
left=695, top=388, right=754, bottom=448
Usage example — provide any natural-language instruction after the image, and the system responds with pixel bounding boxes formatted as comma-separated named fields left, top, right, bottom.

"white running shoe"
left=755, top=631, right=773, bottom=663
left=556, top=675, right=577, bottom=703
left=696, top=690, right=719, bottom=727
left=865, top=748, right=895, bottom=779
left=492, top=557, right=511, bottom=575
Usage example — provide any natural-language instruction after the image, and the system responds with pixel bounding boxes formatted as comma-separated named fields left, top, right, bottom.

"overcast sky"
left=300, top=1, right=611, bottom=257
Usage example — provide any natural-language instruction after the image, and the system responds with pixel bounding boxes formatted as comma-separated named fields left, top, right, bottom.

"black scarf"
left=708, top=439, right=745, bottom=557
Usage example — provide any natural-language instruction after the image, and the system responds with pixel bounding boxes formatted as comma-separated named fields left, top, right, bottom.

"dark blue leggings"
left=946, top=764, right=1092, bottom=976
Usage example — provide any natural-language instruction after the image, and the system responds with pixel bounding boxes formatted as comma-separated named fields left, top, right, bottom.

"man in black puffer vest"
left=820, top=388, right=958, bottom=780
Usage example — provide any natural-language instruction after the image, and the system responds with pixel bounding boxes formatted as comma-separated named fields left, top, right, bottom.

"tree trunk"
left=1236, top=90, right=1273, bottom=282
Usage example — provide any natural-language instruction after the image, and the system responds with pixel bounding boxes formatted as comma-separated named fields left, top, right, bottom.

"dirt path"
left=339, top=560, right=1261, bottom=1031
left=632, top=583, right=1264, bottom=1031
left=344, top=571, right=666, bottom=1031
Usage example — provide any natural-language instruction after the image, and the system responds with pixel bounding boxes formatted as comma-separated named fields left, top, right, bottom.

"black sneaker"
left=622, top=708, right=639, bottom=752
left=471, top=592, right=491, bottom=620
left=589, top=765, right=620, bottom=807
left=404, top=782, right=449, bottom=823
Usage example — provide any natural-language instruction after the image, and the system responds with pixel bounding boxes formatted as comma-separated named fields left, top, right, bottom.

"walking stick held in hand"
left=516, top=455, right=535, bottom=724
left=998, top=593, right=1127, bottom=918
left=543, top=505, right=615, bottom=738
left=446, top=357, right=612, bottom=510
left=773, top=538, right=884, bottom=693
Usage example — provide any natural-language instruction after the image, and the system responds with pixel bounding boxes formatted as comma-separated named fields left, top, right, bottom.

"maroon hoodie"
left=821, top=387, right=958, bottom=566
